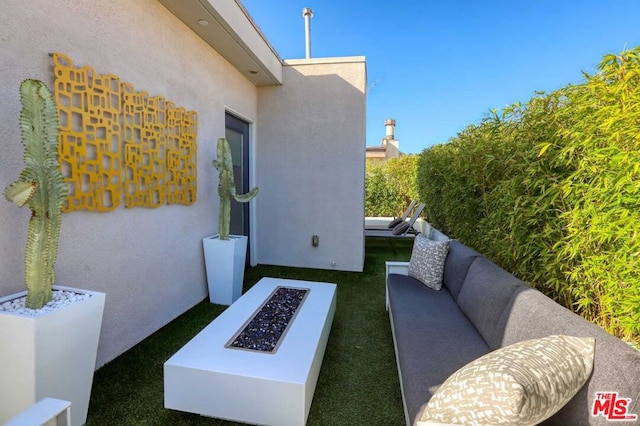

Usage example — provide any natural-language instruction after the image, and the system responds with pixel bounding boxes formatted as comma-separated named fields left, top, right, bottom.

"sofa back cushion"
left=496, top=287, right=640, bottom=425
left=442, top=240, right=481, bottom=301
left=456, top=257, right=530, bottom=349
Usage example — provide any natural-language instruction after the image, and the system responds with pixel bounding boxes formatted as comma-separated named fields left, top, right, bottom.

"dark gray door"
left=225, top=113, right=251, bottom=264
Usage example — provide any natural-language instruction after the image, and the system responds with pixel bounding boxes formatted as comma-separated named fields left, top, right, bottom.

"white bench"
left=5, top=398, right=71, bottom=426
left=164, top=277, right=337, bottom=425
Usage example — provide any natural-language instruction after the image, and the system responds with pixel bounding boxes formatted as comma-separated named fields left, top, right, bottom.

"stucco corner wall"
left=255, top=57, right=367, bottom=272
left=0, top=0, right=257, bottom=367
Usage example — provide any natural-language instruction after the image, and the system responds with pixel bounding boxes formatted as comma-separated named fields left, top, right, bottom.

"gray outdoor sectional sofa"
left=386, top=235, right=640, bottom=425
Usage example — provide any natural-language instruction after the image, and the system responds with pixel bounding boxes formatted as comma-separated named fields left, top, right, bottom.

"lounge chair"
left=365, top=203, right=425, bottom=238
left=365, top=201, right=417, bottom=230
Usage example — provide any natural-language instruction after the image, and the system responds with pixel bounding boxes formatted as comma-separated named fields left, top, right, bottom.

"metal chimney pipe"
left=302, top=8, right=313, bottom=59
left=385, top=119, right=396, bottom=139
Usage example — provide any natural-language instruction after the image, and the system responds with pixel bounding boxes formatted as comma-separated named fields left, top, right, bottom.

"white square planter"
left=0, top=286, right=106, bottom=426
left=203, top=234, right=247, bottom=305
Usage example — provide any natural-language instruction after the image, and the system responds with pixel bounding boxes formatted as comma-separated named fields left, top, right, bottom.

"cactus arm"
left=234, top=186, right=258, bottom=203
left=38, top=80, right=66, bottom=308
left=4, top=80, right=68, bottom=309
left=4, top=181, right=36, bottom=207
left=212, top=138, right=258, bottom=240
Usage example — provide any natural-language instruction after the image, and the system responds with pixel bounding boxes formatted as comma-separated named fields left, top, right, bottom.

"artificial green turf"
left=87, top=238, right=414, bottom=425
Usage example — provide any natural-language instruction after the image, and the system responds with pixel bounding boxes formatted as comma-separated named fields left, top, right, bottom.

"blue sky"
left=242, top=1, right=640, bottom=154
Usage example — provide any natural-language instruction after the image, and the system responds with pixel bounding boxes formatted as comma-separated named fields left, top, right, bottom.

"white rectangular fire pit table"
left=164, top=277, right=337, bottom=425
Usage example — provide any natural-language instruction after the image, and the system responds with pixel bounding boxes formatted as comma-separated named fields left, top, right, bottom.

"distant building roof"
left=366, top=119, right=402, bottom=162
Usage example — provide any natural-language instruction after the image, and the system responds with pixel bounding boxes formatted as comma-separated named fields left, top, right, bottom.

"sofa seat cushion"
left=417, top=335, right=595, bottom=426
left=387, top=273, right=490, bottom=424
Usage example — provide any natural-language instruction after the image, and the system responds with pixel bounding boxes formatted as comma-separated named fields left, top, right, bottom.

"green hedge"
left=417, top=47, right=640, bottom=345
left=365, top=156, right=419, bottom=217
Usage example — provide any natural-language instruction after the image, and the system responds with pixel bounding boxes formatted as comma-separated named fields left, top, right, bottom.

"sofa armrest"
left=385, top=261, right=410, bottom=310
left=386, top=261, right=410, bottom=277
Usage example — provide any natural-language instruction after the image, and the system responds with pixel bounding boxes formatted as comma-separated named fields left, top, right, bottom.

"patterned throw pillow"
left=417, top=335, right=595, bottom=426
left=408, top=235, right=449, bottom=290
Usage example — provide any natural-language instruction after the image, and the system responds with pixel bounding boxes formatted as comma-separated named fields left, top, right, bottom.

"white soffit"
left=158, top=0, right=283, bottom=86
left=284, top=56, right=366, bottom=66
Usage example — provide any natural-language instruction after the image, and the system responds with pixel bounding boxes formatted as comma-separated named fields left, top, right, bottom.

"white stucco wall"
left=255, top=58, right=366, bottom=272
left=0, top=0, right=259, bottom=367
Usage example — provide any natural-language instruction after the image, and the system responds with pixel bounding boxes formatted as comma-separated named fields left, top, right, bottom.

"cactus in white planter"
left=212, top=137, right=258, bottom=240
left=203, top=137, right=258, bottom=305
left=1, top=79, right=105, bottom=426
left=3, top=79, right=68, bottom=309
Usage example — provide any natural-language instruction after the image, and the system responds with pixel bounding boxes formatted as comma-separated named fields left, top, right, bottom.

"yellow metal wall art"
left=165, top=102, right=198, bottom=205
left=53, top=53, right=197, bottom=212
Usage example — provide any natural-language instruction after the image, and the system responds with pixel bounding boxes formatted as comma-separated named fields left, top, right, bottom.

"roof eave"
left=158, top=0, right=283, bottom=86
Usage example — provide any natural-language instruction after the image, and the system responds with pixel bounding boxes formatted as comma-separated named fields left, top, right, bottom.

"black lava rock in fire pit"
left=227, top=287, right=309, bottom=353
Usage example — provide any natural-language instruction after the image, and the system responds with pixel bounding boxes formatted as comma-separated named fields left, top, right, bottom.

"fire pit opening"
left=226, top=286, right=309, bottom=353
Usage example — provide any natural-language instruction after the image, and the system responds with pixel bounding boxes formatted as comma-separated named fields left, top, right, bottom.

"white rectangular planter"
left=165, top=278, right=337, bottom=425
left=0, top=286, right=106, bottom=426
left=203, top=234, right=247, bottom=305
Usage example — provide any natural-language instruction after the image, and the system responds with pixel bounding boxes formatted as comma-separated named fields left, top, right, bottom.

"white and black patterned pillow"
left=417, top=335, right=595, bottom=426
left=408, top=235, right=449, bottom=290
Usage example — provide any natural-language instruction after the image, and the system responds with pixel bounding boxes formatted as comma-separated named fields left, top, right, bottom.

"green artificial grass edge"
left=87, top=238, right=413, bottom=425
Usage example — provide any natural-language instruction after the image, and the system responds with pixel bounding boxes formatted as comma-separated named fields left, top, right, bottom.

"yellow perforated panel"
left=122, top=85, right=167, bottom=208
left=52, top=53, right=198, bottom=212
left=166, top=103, right=197, bottom=205
left=54, top=53, right=122, bottom=212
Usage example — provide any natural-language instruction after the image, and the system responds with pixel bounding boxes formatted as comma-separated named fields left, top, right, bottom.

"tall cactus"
left=212, top=137, right=258, bottom=240
left=4, top=79, right=68, bottom=309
